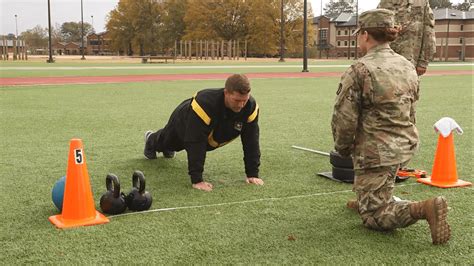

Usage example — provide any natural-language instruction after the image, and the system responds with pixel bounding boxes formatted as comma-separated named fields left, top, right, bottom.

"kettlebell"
left=100, top=174, right=127, bottom=214
left=126, top=170, right=152, bottom=211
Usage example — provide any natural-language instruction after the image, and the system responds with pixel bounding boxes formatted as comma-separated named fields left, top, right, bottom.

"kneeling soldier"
left=332, top=9, right=450, bottom=244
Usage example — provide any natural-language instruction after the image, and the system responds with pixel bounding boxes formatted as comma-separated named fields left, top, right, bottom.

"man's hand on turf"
left=246, top=177, right=264, bottom=185
left=192, top=181, right=213, bottom=192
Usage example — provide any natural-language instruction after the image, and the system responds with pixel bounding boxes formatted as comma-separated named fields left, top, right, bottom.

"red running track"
left=1, top=70, right=472, bottom=87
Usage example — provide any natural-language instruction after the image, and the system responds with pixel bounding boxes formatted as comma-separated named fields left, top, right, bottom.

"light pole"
left=91, top=15, right=94, bottom=31
left=445, top=13, right=456, bottom=62
left=13, top=14, right=18, bottom=61
left=302, top=0, right=308, bottom=72
left=444, top=19, right=450, bottom=62
left=81, top=0, right=85, bottom=60
left=354, top=0, right=359, bottom=59
left=347, top=27, right=351, bottom=59
left=47, top=0, right=54, bottom=63
left=15, top=14, right=18, bottom=37
left=279, top=0, right=285, bottom=62
left=319, top=0, right=322, bottom=59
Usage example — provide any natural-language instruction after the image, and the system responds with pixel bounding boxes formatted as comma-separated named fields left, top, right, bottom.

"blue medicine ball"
left=52, top=176, right=66, bottom=211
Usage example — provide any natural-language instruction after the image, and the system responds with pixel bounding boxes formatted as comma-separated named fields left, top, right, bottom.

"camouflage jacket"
left=378, top=0, right=436, bottom=69
left=331, top=44, right=419, bottom=169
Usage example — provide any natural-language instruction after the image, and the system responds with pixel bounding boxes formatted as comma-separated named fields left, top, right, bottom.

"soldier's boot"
left=346, top=199, right=358, bottom=211
left=409, top=196, right=451, bottom=245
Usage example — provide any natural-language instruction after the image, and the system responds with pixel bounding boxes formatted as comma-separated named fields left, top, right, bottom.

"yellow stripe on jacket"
left=191, top=97, right=211, bottom=125
left=208, top=130, right=237, bottom=148
left=247, top=104, right=259, bottom=123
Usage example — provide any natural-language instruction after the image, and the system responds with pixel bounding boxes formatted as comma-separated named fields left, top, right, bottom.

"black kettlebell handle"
left=106, top=174, right=121, bottom=198
left=132, top=170, right=146, bottom=194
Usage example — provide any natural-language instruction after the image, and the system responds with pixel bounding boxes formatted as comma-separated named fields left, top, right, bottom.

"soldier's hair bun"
left=386, top=27, right=400, bottom=34
left=365, top=27, right=399, bottom=42
left=385, top=27, right=399, bottom=41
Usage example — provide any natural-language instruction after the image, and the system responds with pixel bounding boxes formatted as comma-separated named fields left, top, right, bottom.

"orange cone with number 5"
left=49, top=139, right=109, bottom=228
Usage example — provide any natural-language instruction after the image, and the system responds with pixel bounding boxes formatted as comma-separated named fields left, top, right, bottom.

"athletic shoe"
left=144, top=130, right=157, bottom=159
left=162, top=150, right=176, bottom=158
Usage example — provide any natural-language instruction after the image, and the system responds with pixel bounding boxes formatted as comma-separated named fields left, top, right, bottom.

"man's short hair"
left=225, top=74, right=251, bottom=94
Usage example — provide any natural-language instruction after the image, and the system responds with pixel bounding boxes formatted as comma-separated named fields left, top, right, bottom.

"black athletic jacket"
left=165, top=88, right=260, bottom=184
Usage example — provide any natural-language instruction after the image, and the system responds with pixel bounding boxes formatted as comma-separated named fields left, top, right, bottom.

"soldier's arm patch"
left=335, top=69, right=357, bottom=108
left=332, top=66, right=362, bottom=157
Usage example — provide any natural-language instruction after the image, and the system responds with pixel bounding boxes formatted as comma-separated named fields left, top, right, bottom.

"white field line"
left=0, top=65, right=348, bottom=70
left=108, top=183, right=420, bottom=219
left=1, top=63, right=473, bottom=71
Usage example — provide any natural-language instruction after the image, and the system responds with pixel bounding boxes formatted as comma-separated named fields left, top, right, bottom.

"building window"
left=344, top=30, right=348, bottom=35
left=338, top=30, right=341, bottom=36
left=459, top=38, right=463, bottom=44
left=351, top=29, right=355, bottom=34
left=460, top=24, right=464, bottom=31
left=320, top=29, right=327, bottom=40
left=351, top=41, right=355, bottom=46
left=337, top=41, right=341, bottom=46
left=344, top=41, right=348, bottom=46
left=351, top=52, right=355, bottom=58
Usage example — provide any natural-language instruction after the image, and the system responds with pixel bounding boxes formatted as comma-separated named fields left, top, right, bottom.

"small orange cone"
left=418, top=133, right=471, bottom=188
left=49, top=139, right=109, bottom=228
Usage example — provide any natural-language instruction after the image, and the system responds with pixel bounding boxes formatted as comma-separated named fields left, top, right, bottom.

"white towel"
left=433, top=117, right=463, bottom=138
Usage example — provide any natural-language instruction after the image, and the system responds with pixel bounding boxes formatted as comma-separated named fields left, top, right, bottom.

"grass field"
left=0, top=60, right=473, bottom=264
left=1, top=57, right=471, bottom=78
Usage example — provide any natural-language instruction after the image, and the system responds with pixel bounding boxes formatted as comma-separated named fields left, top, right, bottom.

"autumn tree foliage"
left=106, top=0, right=163, bottom=55
left=106, top=0, right=314, bottom=57
left=60, top=22, right=93, bottom=43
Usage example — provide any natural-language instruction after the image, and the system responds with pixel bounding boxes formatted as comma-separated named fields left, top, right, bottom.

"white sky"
left=0, top=0, right=465, bottom=36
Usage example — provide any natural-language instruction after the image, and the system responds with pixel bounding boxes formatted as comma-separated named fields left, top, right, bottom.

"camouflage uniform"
left=378, top=0, right=436, bottom=69
left=331, top=36, right=420, bottom=229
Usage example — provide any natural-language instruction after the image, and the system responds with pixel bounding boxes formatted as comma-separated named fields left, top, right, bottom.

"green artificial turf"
left=0, top=59, right=471, bottom=78
left=0, top=74, right=472, bottom=264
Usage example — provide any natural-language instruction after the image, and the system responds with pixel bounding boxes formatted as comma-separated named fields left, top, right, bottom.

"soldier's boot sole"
left=426, top=196, right=451, bottom=245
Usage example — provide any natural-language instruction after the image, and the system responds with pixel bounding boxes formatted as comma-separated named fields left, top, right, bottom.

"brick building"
left=313, top=15, right=332, bottom=58
left=53, top=42, right=85, bottom=55
left=434, top=8, right=474, bottom=61
left=87, top=32, right=112, bottom=55
left=313, top=8, right=474, bottom=61
left=51, top=31, right=113, bottom=56
left=313, top=13, right=361, bottom=59
left=333, top=13, right=360, bottom=59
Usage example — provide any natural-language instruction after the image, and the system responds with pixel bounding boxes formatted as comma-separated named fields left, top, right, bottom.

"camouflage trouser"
left=353, top=164, right=418, bottom=231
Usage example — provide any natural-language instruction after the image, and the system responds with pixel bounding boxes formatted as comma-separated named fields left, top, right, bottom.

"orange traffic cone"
left=418, top=133, right=471, bottom=188
left=49, top=139, right=109, bottom=228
